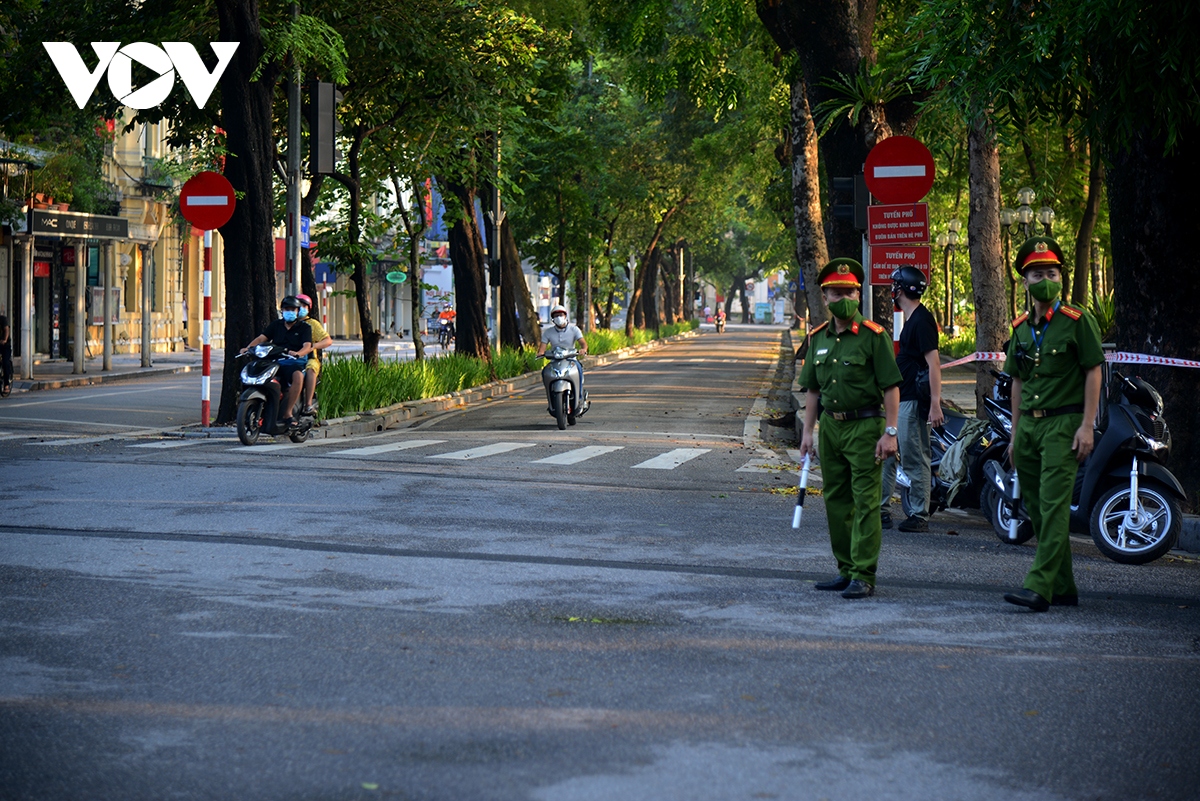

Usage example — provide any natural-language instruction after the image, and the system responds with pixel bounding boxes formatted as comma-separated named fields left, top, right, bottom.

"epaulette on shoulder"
left=1012, top=312, right=1029, bottom=328
left=808, top=321, right=829, bottom=336
left=1060, top=305, right=1083, bottom=320
left=862, top=319, right=885, bottom=334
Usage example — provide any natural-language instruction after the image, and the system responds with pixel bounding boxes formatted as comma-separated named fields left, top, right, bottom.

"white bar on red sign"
left=186, top=196, right=230, bottom=206
left=874, top=165, right=926, bottom=178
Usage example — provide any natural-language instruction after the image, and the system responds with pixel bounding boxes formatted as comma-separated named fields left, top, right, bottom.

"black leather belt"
left=1026, top=404, right=1084, bottom=419
left=825, top=406, right=884, bottom=421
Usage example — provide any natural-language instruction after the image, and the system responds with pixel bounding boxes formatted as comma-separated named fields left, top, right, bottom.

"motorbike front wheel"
left=1090, top=482, right=1181, bottom=565
left=551, top=390, right=567, bottom=430
left=236, top=398, right=264, bottom=446
left=989, top=484, right=1034, bottom=545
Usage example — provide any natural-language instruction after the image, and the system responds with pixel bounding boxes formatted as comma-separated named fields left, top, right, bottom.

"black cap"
left=280, top=295, right=301, bottom=309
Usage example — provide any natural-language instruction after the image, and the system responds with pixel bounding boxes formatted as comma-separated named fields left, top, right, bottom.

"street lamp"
left=1016, top=186, right=1036, bottom=239
left=1037, top=205, right=1055, bottom=235
left=999, top=207, right=1017, bottom=318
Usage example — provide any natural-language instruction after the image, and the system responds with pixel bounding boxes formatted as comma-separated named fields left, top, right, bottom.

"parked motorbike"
left=895, top=403, right=1010, bottom=518
left=984, top=366, right=1185, bottom=564
left=541, top=346, right=589, bottom=430
left=235, top=344, right=315, bottom=446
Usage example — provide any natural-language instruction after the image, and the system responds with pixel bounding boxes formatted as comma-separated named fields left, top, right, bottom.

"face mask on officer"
left=827, top=298, right=858, bottom=321
left=282, top=309, right=298, bottom=322
left=1028, top=279, right=1062, bottom=303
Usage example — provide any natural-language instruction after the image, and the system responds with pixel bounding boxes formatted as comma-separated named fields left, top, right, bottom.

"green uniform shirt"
left=798, top=313, right=903, bottom=412
left=1004, top=303, right=1104, bottom=411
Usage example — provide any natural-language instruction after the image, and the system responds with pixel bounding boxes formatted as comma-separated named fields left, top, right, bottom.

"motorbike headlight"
left=242, top=364, right=278, bottom=385
left=1137, top=433, right=1169, bottom=456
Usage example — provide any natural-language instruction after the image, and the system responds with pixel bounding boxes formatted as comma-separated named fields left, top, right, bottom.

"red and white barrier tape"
left=941, top=351, right=1200, bottom=370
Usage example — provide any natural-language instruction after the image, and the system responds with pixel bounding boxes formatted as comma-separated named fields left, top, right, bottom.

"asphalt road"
left=1, top=328, right=1198, bottom=800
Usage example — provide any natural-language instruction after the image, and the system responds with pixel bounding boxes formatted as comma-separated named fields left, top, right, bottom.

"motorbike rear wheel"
left=236, top=398, right=264, bottom=446
left=989, top=484, right=1034, bottom=545
left=551, top=390, right=567, bottom=430
left=1090, top=482, right=1181, bottom=565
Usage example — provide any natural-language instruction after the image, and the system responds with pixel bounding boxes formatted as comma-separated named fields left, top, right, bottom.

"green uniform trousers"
left=819, top=414, right=885, bottom=584
left=1013, top=414, right=1081, bottom=602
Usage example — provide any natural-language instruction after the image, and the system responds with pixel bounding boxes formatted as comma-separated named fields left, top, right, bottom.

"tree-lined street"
left=2, top=332, right=1198, bottom=799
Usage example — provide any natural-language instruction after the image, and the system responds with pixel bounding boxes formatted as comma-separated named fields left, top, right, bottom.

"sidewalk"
left=9, top=334, right=446, bottom=393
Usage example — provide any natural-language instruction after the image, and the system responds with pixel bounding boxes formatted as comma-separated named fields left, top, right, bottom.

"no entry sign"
left=867, top=203, right=928, bottom=246
left=870, top=245, right=931, bottom=286
left=179, top=171, right=235, bottom=230
left=864, top=136, right=935, bottom=204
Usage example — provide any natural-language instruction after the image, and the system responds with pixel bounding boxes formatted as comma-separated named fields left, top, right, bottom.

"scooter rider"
left=295, top=294, right=332, bottom=415
left=240, top=295, right=312, bottom=430
left=537, top=303, right=588, bottom=394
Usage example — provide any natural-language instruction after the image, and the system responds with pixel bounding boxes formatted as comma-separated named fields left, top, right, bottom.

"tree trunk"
left=1073, top=141, right=1105, bottom=305
left=966, top=113, right=1009, bottom=415
left=624, top=203, right=682, bottom=336
left=443, top=178, right=491, bottom=359
left=215, top=0, right=279, bottom=424
left=338, top=133, right=380, bottom=366
left=787, top=70, right=829, bottom=327
left=395, top=175, right=427, bottom=361
left=1107, top=128, right=1200, bottom=505
left=661, top=248, right=679, bottom=325
left=502, top=218, right=539, bottom=349
left=641, top=246, right=661, bottom=331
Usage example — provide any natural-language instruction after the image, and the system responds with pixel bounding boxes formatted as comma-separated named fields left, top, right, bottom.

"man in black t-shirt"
left=880, top=267, right=944, bottom=532
left=0, top=312, right=12, bottom=392
left=240, top=295, right=312, bottom=429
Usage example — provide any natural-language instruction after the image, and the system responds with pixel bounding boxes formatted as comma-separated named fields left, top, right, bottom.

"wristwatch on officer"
left=884, top=426, right=898, bottom=437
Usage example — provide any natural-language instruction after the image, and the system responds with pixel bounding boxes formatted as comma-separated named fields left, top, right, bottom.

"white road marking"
left=0, top=432, right=30, bottom=441
left=631, top=448, right=710, bottom=470
left=0, top=385, right=177, bottom=408
left=228, top=439, right=326, bottom=453
left=129, top=439, right=207, bottom=449
left=532, top=445, right=624, bottom=465
left=26, top=436, right=112, bottom=447
left=428, top=442, right=538, bottom=460
left=327, top=439, right=445, bottom=457
left=658, top=358, right=675, bottom=363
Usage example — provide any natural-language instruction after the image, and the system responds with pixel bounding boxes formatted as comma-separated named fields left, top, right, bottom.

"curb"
left=1178, top=516, right=1200, bottom=555
left=15, top=364, right=198, bottom=392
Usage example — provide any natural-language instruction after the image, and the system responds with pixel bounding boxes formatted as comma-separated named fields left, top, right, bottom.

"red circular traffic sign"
left=179, top=171, right=236, bottom=230
left=864, top=136, right=935, bottom=204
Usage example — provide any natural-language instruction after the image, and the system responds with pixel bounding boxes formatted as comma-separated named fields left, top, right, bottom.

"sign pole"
left=202, top=230, right=212, bottom=427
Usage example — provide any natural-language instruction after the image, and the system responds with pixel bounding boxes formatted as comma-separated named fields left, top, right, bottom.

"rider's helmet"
left=890, top=266, right=927, bottom=300
left=551, top=303, right=569, bottom=329
left=280, top=295, right=301, bottom=309
left=295, top=293, right=313, bottom=309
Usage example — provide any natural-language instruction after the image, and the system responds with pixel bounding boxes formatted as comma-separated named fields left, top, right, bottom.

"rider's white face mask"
left=553, top=314, right=567, bottom=329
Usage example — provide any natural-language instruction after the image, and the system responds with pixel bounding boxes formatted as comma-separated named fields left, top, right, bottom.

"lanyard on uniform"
left=1028, top=301, right=1059, bottom=365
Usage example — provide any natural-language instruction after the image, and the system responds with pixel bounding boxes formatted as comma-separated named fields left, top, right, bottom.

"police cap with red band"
left=1014, top=236, right=1065, bottom=275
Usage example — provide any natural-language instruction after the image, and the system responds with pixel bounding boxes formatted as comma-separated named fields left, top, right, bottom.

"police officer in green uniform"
left=798, top=258, right=903, bottom=599
left=1003, top=237, right=1105, bottom=612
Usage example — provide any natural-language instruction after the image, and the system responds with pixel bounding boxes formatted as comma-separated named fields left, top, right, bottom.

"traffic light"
left=830, top=174, right=868, bottom=231
left=308, top=82, right=343, bottom=175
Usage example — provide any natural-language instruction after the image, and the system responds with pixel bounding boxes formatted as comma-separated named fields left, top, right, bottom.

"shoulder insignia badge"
left=809, top=321, right=829, bottom=336
left=862, top=319, right=885, bottom=334
left=1012, top=312, right=1029, bottom=328
left=1060, top=305, right=1083, bottom=320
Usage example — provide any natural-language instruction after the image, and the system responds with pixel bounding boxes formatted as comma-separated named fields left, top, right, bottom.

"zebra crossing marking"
left=630, top=448, right=710, bottom=470
left=532, top=445, right=624, bottom=465
left=327, top=439, right=446, bottom=457
left=27, top=436, right=111, bottom=447
left=428, top=442, right=539, bottom=460
left=228, top=439, right=326, bottom=453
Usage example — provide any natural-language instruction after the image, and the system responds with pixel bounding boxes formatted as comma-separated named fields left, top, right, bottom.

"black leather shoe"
left=814, top=575, right=851, bottom=591
left=881, top=510, right=893, bottom=529
left=898, top=516, right=929, bottom=532
left=1003, top=589, right=1050, bottom=612
left=842, top=579, right=875, bottom=599
left=1052, top=594, right=1079, bottom=606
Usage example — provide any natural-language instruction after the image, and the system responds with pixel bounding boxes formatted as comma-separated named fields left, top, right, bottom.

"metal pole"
left=141, top=244, right=152, bottom=367
left=103, top=243, right=112, bottom=371
left=861, top=235, right=872, bottom=321
left=287, top=4, right=302, bottom=296
left=489, top=132, right=503, bottom=348
left=73, top=242, right=85, bottom=374
left=583, top=254, right=592, bottom=333
left=21, top=237, right=32, bottom=380
left=202, top=229, right=212, bottom=426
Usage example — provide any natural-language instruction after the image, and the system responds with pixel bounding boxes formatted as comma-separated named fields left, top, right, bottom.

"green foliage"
left=255, top=14, right=349, bottom=83
left=813, top=63, right=911, bottom=138
left=939, top=327, right=977, bottom=360
left=1088, top=291, right=1116, bottom=341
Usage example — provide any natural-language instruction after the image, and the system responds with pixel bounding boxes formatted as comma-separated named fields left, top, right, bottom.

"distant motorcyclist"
left=537, top=303, right=588, bottom=393
left=240, top=295, right=311, bottom=430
